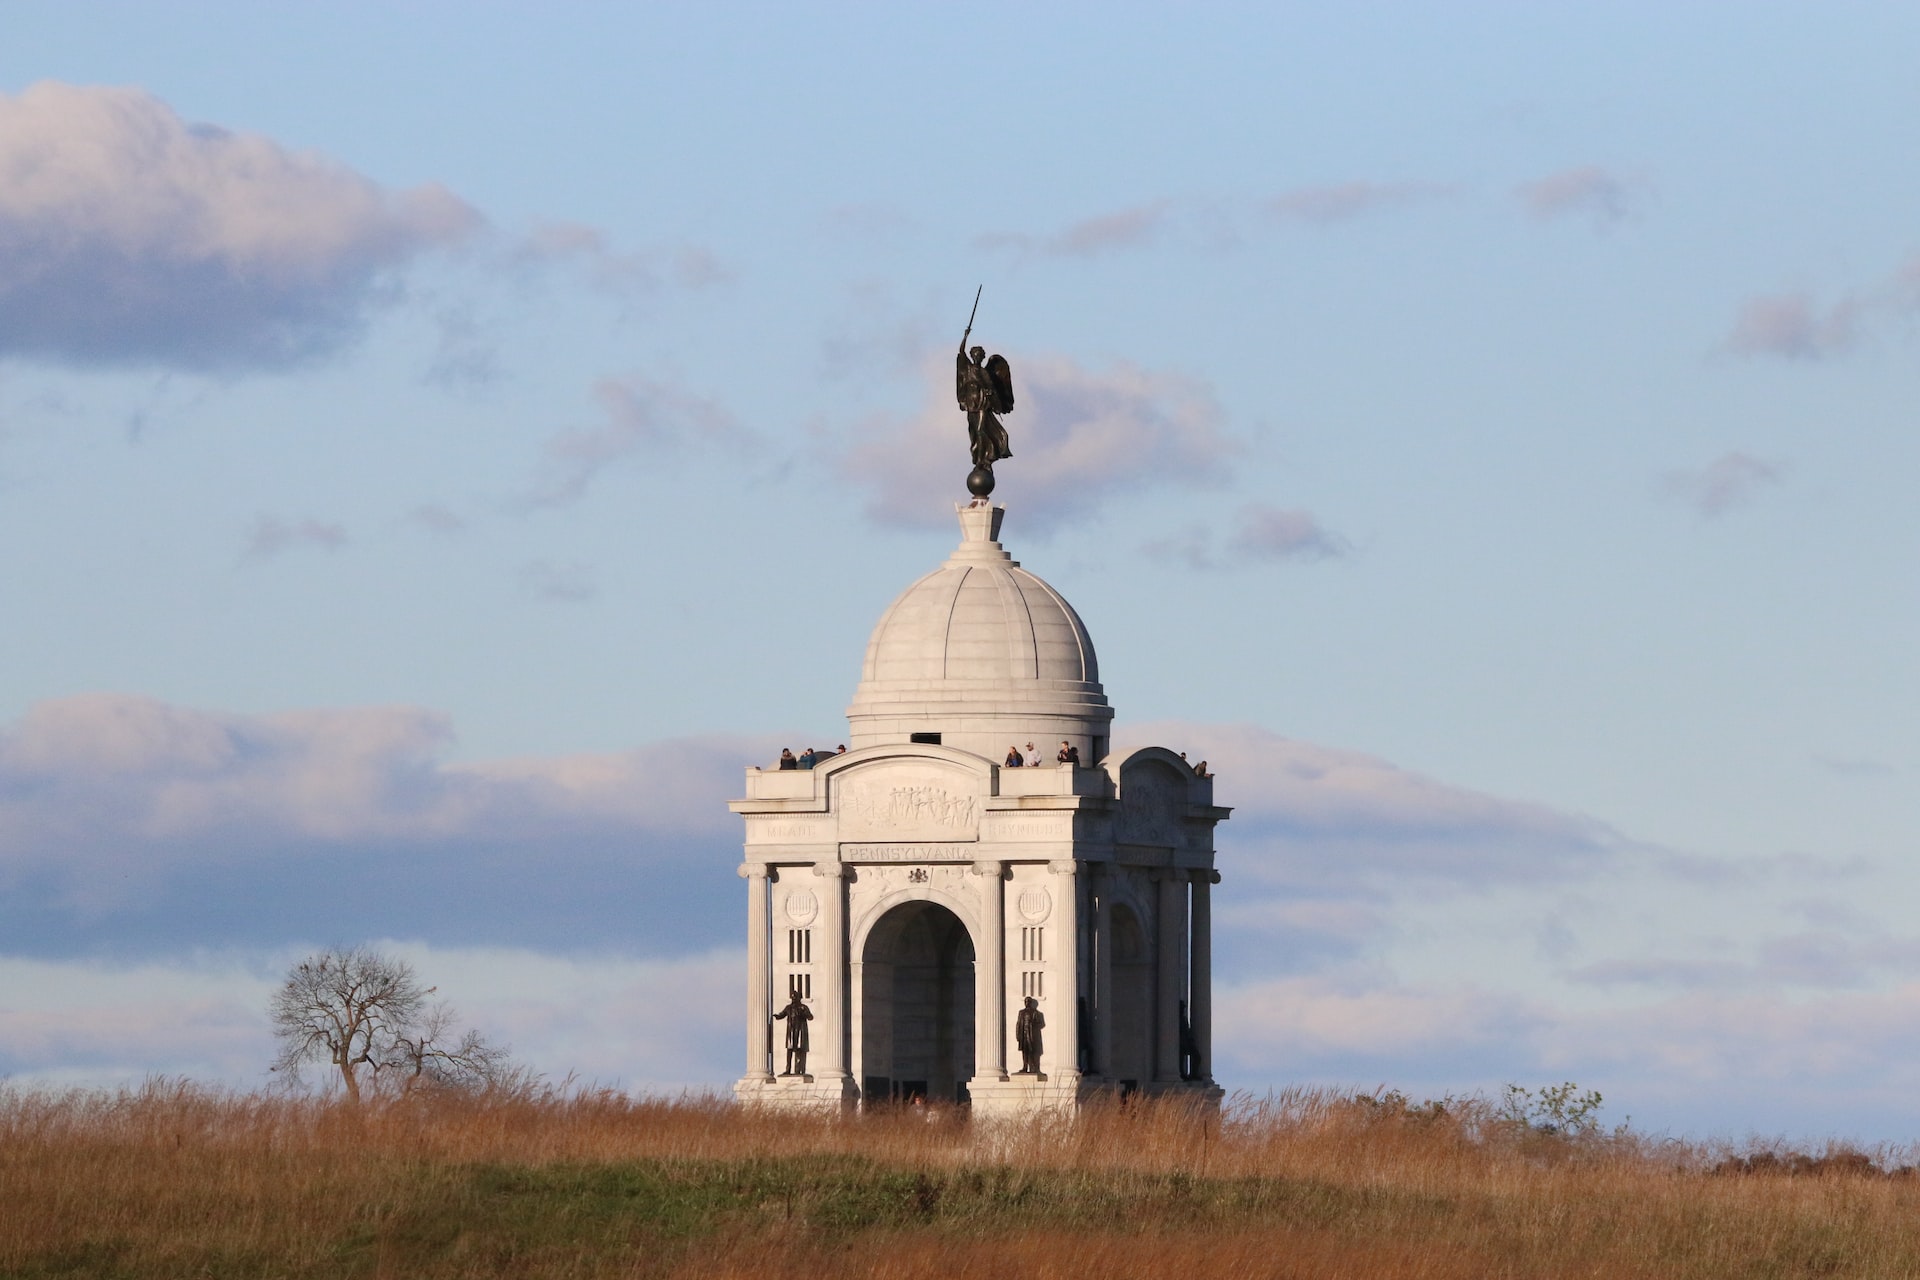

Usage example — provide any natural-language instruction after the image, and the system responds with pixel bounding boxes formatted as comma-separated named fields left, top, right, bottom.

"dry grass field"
left=4, top=1080, right=1918, bottom=1279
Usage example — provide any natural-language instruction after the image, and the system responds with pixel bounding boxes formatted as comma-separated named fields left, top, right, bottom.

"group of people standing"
left=777, top=740, right=1211, bottom=778
left=777, top=745, right=846, bottom=770
left=1003, top=741, right=1081, bottom=768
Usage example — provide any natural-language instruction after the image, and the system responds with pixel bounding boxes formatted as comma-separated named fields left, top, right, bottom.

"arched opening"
left=1108, top=903, right=1152, bottom=1089
left=860, top=901, right=976, bottom=1104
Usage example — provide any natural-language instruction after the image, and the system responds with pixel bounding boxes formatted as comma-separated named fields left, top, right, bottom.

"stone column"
left=1154, top=868, right=1188, bottom=1083
left=1191, top=870, right=1217, bottom=1083
left=1092, top=862, right=1114, bottom=1078
left=812, top=862, right=850, bottom=1083
left=740, top=863, right=771, bottom=1079
left=1049, top=859, right=1081, bottom=1081
left=971, top=860, right=1008, bottom=1081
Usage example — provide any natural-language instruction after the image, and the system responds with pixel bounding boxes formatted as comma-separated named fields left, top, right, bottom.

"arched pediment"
left=828, top=749, right=991, bottom=843
left=1111, top=747, right=1197, bottom=849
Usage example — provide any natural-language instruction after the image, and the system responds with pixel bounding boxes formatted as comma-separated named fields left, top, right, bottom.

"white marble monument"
left=732, top=501, right=1228, bottom=1115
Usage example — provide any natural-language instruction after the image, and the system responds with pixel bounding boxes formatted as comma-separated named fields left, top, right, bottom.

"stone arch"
left=849, top=881, right=984, bottom=965
left=857, top=898, right=976, bottom=1105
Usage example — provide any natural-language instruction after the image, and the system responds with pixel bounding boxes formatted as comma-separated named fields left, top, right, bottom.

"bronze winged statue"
left=956, top=288, right=1014, bottom=497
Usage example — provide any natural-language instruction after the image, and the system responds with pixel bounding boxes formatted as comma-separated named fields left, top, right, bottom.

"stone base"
left=1146, top=1078, right=1227, bottom=1109
left=966, top=1070, right=1090, bottom=1119
left=971, top=1073, right=1225, bottom=1117
left=734, top=1072, right=859, bottom=1112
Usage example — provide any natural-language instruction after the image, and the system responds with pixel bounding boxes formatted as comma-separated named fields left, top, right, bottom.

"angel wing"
left=986, top=353, right=1015, bottom=414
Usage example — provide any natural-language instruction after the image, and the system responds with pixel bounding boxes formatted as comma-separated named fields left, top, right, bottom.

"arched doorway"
left=860, top=901, right=976, bottom=1104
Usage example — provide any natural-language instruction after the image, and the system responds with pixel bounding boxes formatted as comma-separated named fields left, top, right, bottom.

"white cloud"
left=1121, top=720, right=1617, bottom=893
left=1517, top=165, right=1640, bottom=228
left=1220, top=975, right=1533, bottom=1061
left=1724, top=292, right=1862, bottom=360
left=506, top=220, right=728, bottom=296
left=519, top=559, right=597, bottom=603
left=0, top=692, right=749, bottom=881
left=1664, top=451, right=1782, bottom=517
left=0, top=82, right=479, bottom=370
left=406, top=504, right=466, bottom=534
left=1267, top=180, right=1449, bottom=225
left=1144, top=504, right=1349, bottom=569
left=532, top=375, right=744, bottom=506
left=8, top=699, right=1920, bottom=1137
left=0, top=945, right=740, bottom=1093
left=1213, top=968, right=1920, bottom=1138
left=840, top=355, right=1238, bottom=532
left=974, top=202, right=1172, bottom=259
left=243, top=514, right=349, bottom=558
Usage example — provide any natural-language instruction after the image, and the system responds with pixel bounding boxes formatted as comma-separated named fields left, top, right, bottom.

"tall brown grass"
left=4, top=1080, right=1917, bottom=1278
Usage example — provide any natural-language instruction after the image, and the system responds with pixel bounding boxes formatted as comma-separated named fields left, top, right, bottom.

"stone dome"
left=846, top=503, right=1114, bottom=762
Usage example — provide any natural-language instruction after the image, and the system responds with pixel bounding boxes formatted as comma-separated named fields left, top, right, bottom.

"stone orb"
left=966, top=465, right=996, bottom=498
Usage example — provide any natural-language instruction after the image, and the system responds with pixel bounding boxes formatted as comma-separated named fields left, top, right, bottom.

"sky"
left=4, top=3, right=1920, bottom=1142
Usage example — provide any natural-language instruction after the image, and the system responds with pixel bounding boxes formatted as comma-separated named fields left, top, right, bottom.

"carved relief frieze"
left=835, top=762, right=982, bottom=842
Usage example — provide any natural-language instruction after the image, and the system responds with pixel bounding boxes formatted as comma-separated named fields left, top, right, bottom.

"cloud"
left=0, top=82, right=479, bottom=371
left=0, top=945, right=741, bottom=1093
left=422, top=304, right=501, bottom=388
left=1113, top=725, right=1620, bottom=905
left=1813, top=752, right=1895, bottom=779
left=1724, top=292, right=1862, bottom=360
left=818, top=203, right=918, bottom=243
left=1144, top=503, right=1349, bottom=569
left=12, top=697, right=1920, bottom=1138
left=1568, top=927, right=1920, bottom=993
left=1229, top=504, right=1350, bottom=560
left=1663, top=451, right=1782, bottom=517
left=520, top=559, right=596, bottom=603
left=1215, top=969, right=1920, bottom=1138
left=977, top=184, right=1449, bottom=258
left=975, top=202, right=1173, bottom=259
left=839, top=354, right=1238, bottom=532
left=531, top=375, right=744, bottom=505
left=243, top=515, right=348, bottom=558
left=1120, top=721, right=1619, bottom=900
left=1220, top=975, right=1536, bottom=1063
left=507, top=220, right=728, bottom=296
left=1721, top=250, right=1920, bottom=361
left=406, top=504, right=465, bottom=534
left=1516, top=165, right=1639, bottom=228
left=1266, top=180, right=1449, bottom=225
left=0, top=693, right=765, bottom=955
left=818, top=280, right=945, bottom=381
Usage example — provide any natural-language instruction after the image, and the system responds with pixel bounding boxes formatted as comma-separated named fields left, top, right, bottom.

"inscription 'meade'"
left=756, top=821, right=828, bottom=842
left=842, top=843, right=975, bottom=862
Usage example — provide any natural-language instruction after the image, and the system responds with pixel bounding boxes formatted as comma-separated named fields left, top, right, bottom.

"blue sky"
left=5, top=3, right=1920, bottom=1140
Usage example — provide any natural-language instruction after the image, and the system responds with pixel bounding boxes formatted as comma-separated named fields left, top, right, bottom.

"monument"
left=732, top=305, right=1229, bottom=1115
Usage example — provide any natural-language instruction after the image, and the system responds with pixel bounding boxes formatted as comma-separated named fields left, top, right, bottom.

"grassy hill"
left=4, top=1081, right=1916, bottom=1278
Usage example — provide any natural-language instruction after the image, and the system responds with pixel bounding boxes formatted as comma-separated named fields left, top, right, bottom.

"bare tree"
left=269, top=946, right=510, bottom=1101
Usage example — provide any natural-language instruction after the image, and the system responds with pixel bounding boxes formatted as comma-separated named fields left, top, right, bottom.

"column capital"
left=1047, top=858, right=1079, bottom=875
left=811, top=862, right=851, bottom=880
left=737, top=862, right=769, bottom=879
left=1189, top=868, right=1221, bottom=885
left=969, top=859, right=1005, bottom=877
